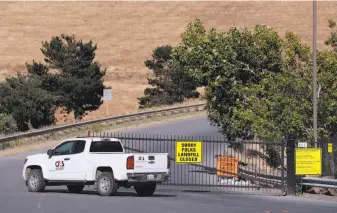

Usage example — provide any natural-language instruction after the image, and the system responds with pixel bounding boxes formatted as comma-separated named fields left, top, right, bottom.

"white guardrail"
left=0, top=103, right=206, bottom=144
left=302, top=177, right=337, bottom=189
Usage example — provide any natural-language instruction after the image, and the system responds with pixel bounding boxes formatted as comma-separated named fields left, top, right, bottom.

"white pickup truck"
left=22, top=136, right=170, bottom=197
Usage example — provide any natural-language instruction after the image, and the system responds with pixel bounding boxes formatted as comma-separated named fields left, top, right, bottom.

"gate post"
left=286, top=139, right=296, bottom=196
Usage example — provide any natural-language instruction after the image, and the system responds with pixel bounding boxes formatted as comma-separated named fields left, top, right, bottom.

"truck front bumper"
left=127, top=173, right=170, bottom=183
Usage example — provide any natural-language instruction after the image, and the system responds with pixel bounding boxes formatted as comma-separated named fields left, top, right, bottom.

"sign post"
left=103, top=88, right=112, bottom=117
left=175, top=141, right=202, bottom=164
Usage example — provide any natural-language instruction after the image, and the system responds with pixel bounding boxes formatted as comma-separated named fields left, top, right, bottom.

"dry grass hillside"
left=1, top=1, right=336, bottom=124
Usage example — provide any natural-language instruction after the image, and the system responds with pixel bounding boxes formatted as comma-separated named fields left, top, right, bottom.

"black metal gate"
left=95, top=132, right=286, bottom=196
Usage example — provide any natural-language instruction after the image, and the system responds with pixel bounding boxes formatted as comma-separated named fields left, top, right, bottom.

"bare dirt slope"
left=0, top=1, right=336, bottom=124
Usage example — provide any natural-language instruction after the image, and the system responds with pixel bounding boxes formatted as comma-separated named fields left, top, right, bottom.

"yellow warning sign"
left=328, top=143, right=333, bottom=153
left=175, top=141, right=202, bottom=163
left=295, top=148, right=322, bottom=175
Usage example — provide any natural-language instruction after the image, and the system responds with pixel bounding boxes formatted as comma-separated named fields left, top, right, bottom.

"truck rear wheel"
left=67, top=185, right=84, bottom=193
left=27, top=169, right=46, bottom=193
left=134, top=183, right=156, bottom=197
left=97, top=172, right=118, bottom=196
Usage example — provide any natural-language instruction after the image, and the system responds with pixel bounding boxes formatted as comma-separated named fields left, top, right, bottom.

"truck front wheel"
left=27, top=169, right=46, bottom=192
left=97, top=172, right=118, bottom=196
left=134, top=183, right=156, bottom=197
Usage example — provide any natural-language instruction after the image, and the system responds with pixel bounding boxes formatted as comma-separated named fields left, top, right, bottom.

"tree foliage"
left=28, top=34, right=107, bottom=120
left=171, top=18, right=337, bottom=143
left=138, top=45, right=199, bottom=108
left=0, top=33, right=107, bottom=132
left=170, top=19, right=283, bottom=141
left=0, top=113, right=17, bottom=135
left=231, top=32, right=314, bottom=142
left=234, top=28, right=337, bottom=142
left=0, top=73, right=58, bottom=131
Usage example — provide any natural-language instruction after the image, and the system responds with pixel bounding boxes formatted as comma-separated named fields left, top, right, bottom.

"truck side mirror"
left=47, top=149, right=53, bottom=157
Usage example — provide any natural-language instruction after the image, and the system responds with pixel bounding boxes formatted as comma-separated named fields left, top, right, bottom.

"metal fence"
left=94, top=132, right=286, bottom=196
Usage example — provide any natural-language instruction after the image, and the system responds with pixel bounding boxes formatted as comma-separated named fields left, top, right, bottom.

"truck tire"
left=134, top=183, right=156, bottom=197
left=97, top=172, right=118, bottom=196
left=27, top=169, right=46, bottom=193
left=67, top=185, right=84, bottom=193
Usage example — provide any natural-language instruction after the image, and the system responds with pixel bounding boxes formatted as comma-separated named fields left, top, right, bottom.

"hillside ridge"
left=1, top=1, right=336, bottom=124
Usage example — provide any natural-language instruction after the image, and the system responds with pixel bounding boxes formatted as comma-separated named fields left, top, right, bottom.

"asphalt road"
left=1, top=116, right=337, bottom=213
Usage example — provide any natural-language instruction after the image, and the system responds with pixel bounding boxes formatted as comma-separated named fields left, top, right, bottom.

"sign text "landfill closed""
left=175, top=141, right=202, bottom=163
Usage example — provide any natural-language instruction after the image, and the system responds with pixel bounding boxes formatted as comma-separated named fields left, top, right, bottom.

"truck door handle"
left=64, top=158, right=70, bottom=161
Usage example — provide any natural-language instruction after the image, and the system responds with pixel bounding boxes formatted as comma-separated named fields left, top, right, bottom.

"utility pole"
left=313, top=0, right=318, bottom=147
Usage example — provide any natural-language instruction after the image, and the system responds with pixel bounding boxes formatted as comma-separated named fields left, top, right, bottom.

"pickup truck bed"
left=23, top=136, right=171, bottom=197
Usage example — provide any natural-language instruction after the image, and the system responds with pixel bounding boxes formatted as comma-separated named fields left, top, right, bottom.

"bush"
left=0, top=74, right=58, bottom=131
left=0, top=113, right=18, bottom=135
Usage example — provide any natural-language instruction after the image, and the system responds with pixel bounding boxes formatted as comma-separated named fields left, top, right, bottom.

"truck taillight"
left=167, top=155, right=171, bottom=169
left=126, top=156, right=134, bottom=169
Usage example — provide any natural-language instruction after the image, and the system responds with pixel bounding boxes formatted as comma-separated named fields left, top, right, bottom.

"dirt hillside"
left=0, top=1, right=336, bottom=124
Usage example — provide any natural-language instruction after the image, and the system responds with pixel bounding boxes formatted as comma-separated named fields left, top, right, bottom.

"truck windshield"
left=90, top=141, right=124, bottom=152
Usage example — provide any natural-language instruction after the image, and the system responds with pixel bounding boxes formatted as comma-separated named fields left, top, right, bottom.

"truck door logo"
left=148, top=160, right=155, bottom=164
left=55, top=160, right=64, bottom=170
